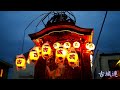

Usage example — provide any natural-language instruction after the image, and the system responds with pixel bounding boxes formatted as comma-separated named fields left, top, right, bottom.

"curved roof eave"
left=29, top=24, right=94, bottom=40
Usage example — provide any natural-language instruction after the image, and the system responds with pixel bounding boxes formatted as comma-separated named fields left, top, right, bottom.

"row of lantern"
left=33, top=37, right=95, bottom=50
left=53, top=41, right=95, bottom=50
left=53, top=41, right=80, bottom=49
left=15, top=41, right=95, bottom=70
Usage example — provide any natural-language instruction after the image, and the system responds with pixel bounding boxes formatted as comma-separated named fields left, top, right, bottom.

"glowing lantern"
left=67, top=53, right=78, bottom=63
left=55, top=45, right=67, bottom=64
left=86, top=42, right=95, bottom=50
left=67, top=47, right=79, bottom=68
left=28, top=46, right=41, bottom=62
left=63, top=42, right=71, bottom=49
left=53, top=42, right=60, bottom=49
left=15, top=54, right=26, bottom=70
left=73, top=41, right=80, bottom=48
left=56, top=47, right=67, bottom=58
left=42, top=42, right=52, bottom=60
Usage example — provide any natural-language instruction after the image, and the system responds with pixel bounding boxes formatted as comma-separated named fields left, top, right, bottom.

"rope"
left=21, top=12, right=50, bottom=53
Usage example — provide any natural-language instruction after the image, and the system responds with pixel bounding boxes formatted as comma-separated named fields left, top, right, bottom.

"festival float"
left=15, top=11, right=95, bottom=79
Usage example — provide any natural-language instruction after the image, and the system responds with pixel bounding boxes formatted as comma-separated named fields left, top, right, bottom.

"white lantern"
left=53, top=42, right=60, bottom=49
left=86, top=42, right=95, bottom=50
left=73, top=41, right=80, bottom=48
left=63, top=42, right=71, bottom=49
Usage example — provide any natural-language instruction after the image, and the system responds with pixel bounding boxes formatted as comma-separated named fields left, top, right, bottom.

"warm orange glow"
left=0, top=69, right=3, bottom=77
left=28, top=46, right=41, bottom=61
left=16, top=58, right=26, bottom=67
left=55, top=45, right=67, bottom=64
left=16, top=54, right=26, bottom=70
left=86, top=42, right=95, bottom=50
left=67, top=47, right=79, bottom=67
left=56, top=48, right=67, bottom=59
left=55, top=57, right=65, bottom=64
left=53, top=42, right=60, bottom=49
left=33, top=38, right=43, bottom=46
left=42, top=42, right=52, bottom=59
left=67, top=53, right=78, bottom=63
left=29, top=50, right=39, bottom=61
left=73, top=41, right=80, bottom=48
left=33, top=46, right=42, bottom=57
left=63, top=42, right=71, bottom=49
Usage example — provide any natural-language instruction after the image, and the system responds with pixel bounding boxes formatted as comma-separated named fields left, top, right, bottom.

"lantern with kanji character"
left=15, top=54, right=26, bottom=70
left=27, top=11, right=95, bottom=79
left=42, top=42, right=52, bottom=60
left=55, top=45, right=67, bottom=64
left=63, top=42, right=71, bottom=49
left=28, top=46, right=41, bottom=62
left=67, top=47, right=79, bottom=68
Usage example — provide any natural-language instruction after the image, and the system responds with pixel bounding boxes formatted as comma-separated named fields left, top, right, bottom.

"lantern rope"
left=36, top=11, right=76, bottom=28
left=21, top=11, right=74, bottom=53
left=36, top=11, right=53, bottom=27
left=67, top=11, right=76, bottom=23
left=21, top=12, right=51, bottom=53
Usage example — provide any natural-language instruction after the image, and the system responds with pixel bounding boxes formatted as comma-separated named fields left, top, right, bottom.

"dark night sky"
left=0, top=11, right=120, bottom=64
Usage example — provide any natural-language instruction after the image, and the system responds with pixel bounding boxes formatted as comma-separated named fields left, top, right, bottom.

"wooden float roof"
left=28, top=24, right=93, bottom=40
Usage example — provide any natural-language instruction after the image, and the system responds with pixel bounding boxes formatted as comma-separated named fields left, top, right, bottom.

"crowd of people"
left=34, top=56, right=81, bottom=79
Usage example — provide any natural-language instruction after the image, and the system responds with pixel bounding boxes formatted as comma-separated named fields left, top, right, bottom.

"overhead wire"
left=94, top=11, right=108, bottom=53
left=21, top=12, right=50, bottom=53
left=93, top=11, right=108, bottom=62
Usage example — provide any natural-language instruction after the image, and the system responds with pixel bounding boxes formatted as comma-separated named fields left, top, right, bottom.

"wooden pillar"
left=34, top=57, right=46, bottom=79
left=81, top=50, right=92, bottom=80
